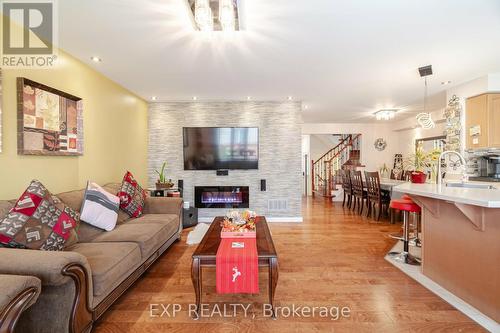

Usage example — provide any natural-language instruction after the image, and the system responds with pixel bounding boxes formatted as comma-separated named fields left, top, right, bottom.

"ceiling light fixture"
left=219, top=0, right=235, bottom=31
left=441, top=80, right=452, bottom=85
left=151, top=96, right=157, bottom=101
left=416, top=112, right=435, bottom=129
left=287, top=96, right=293, bottom=101
left=194, top=0, right=213, bottom=31
left=192, top=96, right=198, bottom=100
left=246, top=96, right=251, bottom=100
left=90, top=56, right=102, bottom=62
left=304, top=105, right=309, bottom=110
left=189, top=0, right=239, bottom=31
left=374, top=109, right=397, bottom=120
left=417, top=65, right=435, bottom=129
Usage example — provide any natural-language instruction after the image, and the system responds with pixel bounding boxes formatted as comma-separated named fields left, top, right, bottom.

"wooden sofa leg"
left=62, top=264, right=93, bottom=333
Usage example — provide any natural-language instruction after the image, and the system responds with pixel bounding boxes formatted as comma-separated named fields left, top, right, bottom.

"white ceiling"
left=58, top=0, right=500, bottom=123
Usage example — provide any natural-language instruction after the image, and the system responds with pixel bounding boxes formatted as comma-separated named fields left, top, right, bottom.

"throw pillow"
left=80, top=181, right=120, bottom=231
left=117, top=171, right=146, bottom=218
left=0, top=180, right=79, bottom=251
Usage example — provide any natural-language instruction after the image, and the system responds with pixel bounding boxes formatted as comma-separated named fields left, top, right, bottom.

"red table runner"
left=216, top=238, right=259, bottom=294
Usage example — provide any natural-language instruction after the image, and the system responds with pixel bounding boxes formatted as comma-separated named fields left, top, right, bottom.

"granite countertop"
left=393, top=182, right=500, bottom=208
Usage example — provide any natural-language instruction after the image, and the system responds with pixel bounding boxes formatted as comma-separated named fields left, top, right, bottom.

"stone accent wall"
left=148, top=101, right=302, bottom=219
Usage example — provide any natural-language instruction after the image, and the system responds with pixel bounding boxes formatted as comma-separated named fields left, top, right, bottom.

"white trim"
left=198, top=216, right=303, bottom=223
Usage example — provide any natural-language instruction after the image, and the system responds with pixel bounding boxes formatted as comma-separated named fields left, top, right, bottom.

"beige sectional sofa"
left=0, top=274, right=41, bottom=333
left=0, top=183, right=182, bottom=333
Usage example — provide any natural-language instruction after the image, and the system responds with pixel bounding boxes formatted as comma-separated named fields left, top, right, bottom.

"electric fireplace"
left=194, top=186, right=249, bottom=208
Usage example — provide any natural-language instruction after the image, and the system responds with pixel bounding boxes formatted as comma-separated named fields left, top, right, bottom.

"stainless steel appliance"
left=469, top=154, right=500, bottom=182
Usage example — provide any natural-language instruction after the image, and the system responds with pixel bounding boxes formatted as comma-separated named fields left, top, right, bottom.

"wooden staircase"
left=311, top=134, right=362, bottom=198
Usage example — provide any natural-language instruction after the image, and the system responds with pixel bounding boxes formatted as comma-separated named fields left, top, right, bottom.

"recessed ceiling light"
left=304, top=105, right=309, bottom=110
left=192, top=96, right=198, bottom=101
left=441, top=80, right=452, bottom=85
left=287, top=96, right=293, bottom=101
left=151, top=96, right=157, bottom=101
left=90, top=56, right=102, bottom=63
left=247, top=96, right=251, bottom=100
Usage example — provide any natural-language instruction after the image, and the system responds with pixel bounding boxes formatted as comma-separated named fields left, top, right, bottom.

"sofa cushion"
left=0, top=180, right=79, bottom=251
left=127, top=214, right=179, bottom=233
left=0, top=201, right=14, bottom=219
left=80, top=182, right=120, bottom=231
left=117, top=171, right=146, bottom=218
left=66, top=242, right=141, bottom=298
left=103, top=183, right=130, bottom=224
left=56, top=189, right=85, bottom=212
left=0, top=274, right=41, bottom=311
left=90, top=223, right=171, bottom=259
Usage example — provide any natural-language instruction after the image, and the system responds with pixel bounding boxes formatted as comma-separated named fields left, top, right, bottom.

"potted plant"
left=155, top=162, right=174, bottom=190
left=403, top=147, right=431, bottom=184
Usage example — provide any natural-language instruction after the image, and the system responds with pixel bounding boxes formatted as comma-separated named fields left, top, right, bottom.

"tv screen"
left=183, top=127, right=259, bottom=170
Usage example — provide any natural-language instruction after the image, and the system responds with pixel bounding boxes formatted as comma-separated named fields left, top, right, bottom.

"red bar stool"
left=388, top=199, right=421, bottom=265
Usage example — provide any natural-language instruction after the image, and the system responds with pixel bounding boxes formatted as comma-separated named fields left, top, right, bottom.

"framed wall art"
left=17, top=77, right=84, bottom=156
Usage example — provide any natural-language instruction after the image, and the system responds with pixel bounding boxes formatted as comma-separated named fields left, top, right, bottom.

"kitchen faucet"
left=437, top=151, right=468, bottom=184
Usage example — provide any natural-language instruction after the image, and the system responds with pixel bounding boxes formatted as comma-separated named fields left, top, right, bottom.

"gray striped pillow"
left=80, top=182, right=120, bottom=231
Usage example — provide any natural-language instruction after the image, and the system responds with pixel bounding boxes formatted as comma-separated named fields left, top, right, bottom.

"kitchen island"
left=394, top=182, right=500, bottom=324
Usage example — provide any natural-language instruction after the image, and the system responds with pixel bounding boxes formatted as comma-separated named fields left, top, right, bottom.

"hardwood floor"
left=93, top=198, right=485, bottom=333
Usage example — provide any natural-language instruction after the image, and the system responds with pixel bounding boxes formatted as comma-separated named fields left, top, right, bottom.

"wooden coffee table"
left=191, top=216, right=279, bottom=318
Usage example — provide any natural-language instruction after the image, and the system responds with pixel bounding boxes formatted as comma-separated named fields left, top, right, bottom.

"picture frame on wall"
left=17, top=77, right=84, bottom=156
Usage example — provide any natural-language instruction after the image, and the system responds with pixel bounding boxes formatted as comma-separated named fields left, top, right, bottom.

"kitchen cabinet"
left=466, top=93, right=500, bottom=149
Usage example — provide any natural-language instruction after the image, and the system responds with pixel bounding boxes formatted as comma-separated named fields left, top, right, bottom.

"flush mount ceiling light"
left=374, top=109, right=397, bottom=120
left=287, top=96, right=293, bottom=101
left=151, top=96, right=157, bottom=101
left=188, top=0, right=240, bottom=31
left=90, top=56, right=102, bottom=62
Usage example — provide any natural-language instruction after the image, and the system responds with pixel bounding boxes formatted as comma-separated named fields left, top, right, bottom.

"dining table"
left=379, top=178, right=407, bottom=198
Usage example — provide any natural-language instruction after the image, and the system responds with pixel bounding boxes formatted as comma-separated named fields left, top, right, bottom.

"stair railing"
left=311, top=134, right=361, bottom=197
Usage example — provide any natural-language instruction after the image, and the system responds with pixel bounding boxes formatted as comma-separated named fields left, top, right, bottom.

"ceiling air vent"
left=268, top=199, right=288, bottom=212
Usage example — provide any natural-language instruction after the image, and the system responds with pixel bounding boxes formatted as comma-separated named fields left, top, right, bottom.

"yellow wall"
left=0, top=51, right=148, bottom=199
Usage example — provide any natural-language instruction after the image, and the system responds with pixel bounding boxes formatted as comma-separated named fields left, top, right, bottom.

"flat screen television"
left=183, top=127, right=259, bottom=170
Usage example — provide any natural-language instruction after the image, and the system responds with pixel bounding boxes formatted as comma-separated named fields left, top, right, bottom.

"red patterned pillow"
left=0, top=180, right=79, bottom=251
left=118, top=171, right=146, bottom=218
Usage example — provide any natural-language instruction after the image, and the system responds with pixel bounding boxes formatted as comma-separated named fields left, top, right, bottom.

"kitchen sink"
left=445, top=182, right=497, bottom=189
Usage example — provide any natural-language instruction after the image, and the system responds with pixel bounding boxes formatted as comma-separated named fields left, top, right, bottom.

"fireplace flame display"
left=195, top=186, right=249, bottom=208
left=201, top=192, right=243, bottom=204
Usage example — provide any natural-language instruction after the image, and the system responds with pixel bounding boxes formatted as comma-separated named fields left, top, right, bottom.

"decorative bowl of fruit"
left=221, top=210, right=257, bottom=238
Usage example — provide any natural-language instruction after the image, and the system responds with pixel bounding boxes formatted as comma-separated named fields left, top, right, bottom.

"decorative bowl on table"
left=221, top=210, right=257, bottom=238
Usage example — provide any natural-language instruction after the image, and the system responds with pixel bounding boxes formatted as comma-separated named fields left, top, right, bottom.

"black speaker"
left=216, top=170, right=229, bottom=176
left=183, top=206, right=198, bottom=229
left=178, top=179, right=184, bottom=197
left=260, top=179, right=266, bottom=191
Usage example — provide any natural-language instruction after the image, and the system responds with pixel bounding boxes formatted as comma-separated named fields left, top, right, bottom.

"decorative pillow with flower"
left=0, top=180, right=79, bottom=251
left=117, top=171, right=146, bottom=218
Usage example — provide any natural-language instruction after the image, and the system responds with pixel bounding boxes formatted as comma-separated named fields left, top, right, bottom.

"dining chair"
left=365, top=171, right=391, bottom=221
left=350, top=170, right=367, bottom=215
left=340, top=170, right=353, bottom=208
left=401, top=170, right=412, bottom=181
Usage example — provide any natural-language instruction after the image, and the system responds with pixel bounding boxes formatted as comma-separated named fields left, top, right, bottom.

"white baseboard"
left=198, top=216, right=303, bottom=223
